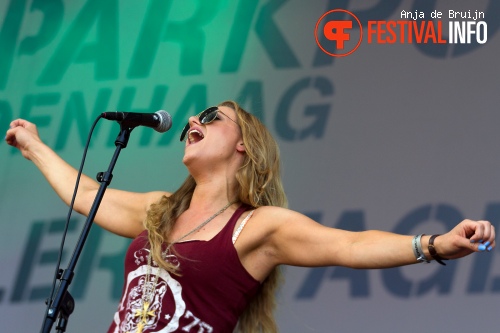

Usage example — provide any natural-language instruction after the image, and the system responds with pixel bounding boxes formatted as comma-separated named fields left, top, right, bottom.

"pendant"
left=133, top=301, right=156, bottom=333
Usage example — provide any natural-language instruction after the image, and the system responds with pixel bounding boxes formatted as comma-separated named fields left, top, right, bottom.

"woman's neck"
left=189, top=177, right=239, bottom=211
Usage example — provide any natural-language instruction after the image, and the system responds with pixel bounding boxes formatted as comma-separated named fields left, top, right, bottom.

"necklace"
left=167, top=201, right=235, bottom=247
left=133, top=201, right=234, bottom=333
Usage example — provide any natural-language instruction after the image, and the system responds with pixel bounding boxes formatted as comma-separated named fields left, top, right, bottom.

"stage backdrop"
left=1, top=0, right=499, bottom=332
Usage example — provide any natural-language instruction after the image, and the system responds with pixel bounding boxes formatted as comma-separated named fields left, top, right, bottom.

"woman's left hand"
left=436, top=219, right=495, bottom=260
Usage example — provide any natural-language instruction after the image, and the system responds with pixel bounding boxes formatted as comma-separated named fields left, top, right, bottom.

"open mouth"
left=188, top=129, right=204, bottom=144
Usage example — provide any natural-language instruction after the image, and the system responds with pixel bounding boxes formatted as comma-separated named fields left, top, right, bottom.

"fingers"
left=5, top=119, right=33, bottom=136
left=4, top=119, right=40, bottom=153
left=477, top=224, right=495, bottom=252
left=5, top=119, right=35, bottom=135
left=4, top=125, right=18, bottom=146
left=468, top=220, right=495, bottom=252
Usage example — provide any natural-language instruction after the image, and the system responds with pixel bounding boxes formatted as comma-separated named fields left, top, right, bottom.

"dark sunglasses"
left=180, top=106, right=237, bottom=141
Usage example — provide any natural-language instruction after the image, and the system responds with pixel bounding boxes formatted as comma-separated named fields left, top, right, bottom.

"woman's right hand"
left=5, top=119, right=43, bottom=159
left=5, top=118, right=167, bottom=238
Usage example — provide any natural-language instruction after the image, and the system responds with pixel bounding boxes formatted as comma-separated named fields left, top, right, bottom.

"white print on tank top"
left=111, top=249, right=214, bottom=333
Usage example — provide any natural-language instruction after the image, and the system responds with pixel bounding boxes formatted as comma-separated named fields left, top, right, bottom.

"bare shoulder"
left=91, top=190, right=172, bottom=238
left=250, top=205, right=334, bottom=244
left=251, top=205, right=288, bottom=223
left=235, top=205, right=323, bottom=255
left=250, top=206, right=316, bottom=233
left=140, top=190, right=173, bottom=213
left=105, top=189, right=170, bottom=211
left=252, top=206, right=313, bottom=223
left=236, top=206, right=291, bottom=242
left=235, top=205, right=331, bottom=276
left=253, top=205, right=293, bottom=215
left=144, top=190, right=171, bottom=206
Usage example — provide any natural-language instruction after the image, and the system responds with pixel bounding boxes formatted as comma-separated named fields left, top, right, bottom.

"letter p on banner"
left=315, top=9, right=363, bottom=57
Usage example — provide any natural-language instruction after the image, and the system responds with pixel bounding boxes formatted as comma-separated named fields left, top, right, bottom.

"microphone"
left=101, top=110, right=172, bottom=133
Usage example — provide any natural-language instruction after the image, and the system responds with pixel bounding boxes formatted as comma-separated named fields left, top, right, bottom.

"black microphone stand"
left=41, top=124, right=134, bottom=333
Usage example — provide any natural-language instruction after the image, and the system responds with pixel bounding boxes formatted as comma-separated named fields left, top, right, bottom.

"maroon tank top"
left=107, top=204, right=260, bottom=333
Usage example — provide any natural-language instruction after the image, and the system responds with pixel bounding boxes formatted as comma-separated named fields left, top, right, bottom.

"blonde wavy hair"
left=144, top=100, right=288, bottom=333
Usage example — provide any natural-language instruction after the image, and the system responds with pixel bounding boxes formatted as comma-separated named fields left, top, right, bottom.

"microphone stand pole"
left=40, top=125, right=133, bottom=333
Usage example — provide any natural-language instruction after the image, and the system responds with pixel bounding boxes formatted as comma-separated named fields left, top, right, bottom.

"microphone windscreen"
left=155, top=110, right=172, bottom=133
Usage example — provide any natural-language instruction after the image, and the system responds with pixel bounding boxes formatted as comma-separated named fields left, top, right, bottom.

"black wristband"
left=428, top=234, right=448, bottom=266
